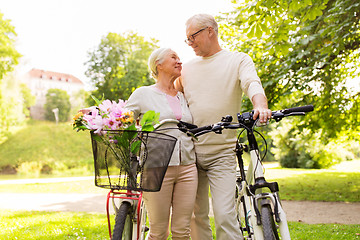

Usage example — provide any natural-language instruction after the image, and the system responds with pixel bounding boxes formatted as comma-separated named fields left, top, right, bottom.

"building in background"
left=23, top=68, right=85, bottom=120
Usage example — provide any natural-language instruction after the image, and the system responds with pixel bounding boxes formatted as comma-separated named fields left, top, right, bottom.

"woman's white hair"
left=148, top=48, right=172, bottom=80
left=185, top=13, right=218, bottom=35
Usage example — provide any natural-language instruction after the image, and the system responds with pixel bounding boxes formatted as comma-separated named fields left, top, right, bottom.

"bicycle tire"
left=112, top=201, right=133, bottom=240
left=138, top=200, right=149, bottom=240
left=261, top=204, right=279, bottom=240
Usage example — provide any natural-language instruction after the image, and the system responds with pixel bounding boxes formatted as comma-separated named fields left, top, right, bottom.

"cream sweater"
left=125, top=85, right=196, bottom=166
left=182, top=50, right=266, bottom=154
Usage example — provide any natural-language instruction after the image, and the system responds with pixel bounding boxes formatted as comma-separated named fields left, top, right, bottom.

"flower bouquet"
left=72, top=97, right=177, bottom=192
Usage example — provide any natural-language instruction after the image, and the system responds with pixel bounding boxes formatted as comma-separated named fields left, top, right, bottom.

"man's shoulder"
left=223, top=50, right=250, bottom=59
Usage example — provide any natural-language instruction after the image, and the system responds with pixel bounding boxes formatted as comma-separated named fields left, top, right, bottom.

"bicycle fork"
left=236, top=143, right=290, bottom=240
left=106, top=190, right=143, bottom=239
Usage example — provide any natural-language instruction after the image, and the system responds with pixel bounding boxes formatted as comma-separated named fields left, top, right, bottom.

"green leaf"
left=141, top=125, right=154, bottom=132
left=90, top=95, right=102, bottom=106
left=130, top=140, right=141, bottom=154
left=139, top=110, right=160, bottom=132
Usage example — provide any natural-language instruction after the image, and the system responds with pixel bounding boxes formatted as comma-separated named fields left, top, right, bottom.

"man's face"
left=185, top=24, right=209, bottom=57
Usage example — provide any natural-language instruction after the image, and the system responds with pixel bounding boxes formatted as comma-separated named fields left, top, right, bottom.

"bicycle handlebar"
left=182, top=105, right=314, bottom=137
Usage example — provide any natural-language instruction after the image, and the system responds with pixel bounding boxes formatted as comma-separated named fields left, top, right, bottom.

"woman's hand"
left=78, top=108, right=91, bottom=115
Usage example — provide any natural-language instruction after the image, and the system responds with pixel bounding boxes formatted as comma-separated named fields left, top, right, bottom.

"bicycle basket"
left=91, top=130, right=177, bottom=192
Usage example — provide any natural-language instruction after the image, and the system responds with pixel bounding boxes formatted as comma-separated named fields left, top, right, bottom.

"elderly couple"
left=125, top=14, right=272, bottom=240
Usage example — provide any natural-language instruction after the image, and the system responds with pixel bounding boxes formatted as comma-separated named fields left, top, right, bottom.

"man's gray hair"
left=148, top=48, right=172, bottom=80
left=185, top=14, right=218, bottom=35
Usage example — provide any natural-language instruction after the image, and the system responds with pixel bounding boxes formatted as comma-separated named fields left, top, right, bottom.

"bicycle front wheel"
left=261, top=204, right=279, bottom=240
left=138, top=199, right=149, bottom=240
left=112, top=201, right=133, bottom=240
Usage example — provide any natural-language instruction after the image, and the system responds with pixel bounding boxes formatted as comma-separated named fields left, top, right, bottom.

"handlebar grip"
left=282, top=105, right=314, bottom=114
left=188, top=125, right=213, bottom=134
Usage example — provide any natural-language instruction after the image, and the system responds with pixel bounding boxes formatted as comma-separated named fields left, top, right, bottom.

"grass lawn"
left=1, top=210, right=359, bottom=240
left=0, top=210, right=109, bottom=240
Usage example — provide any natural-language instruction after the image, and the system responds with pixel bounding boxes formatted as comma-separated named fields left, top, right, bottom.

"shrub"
left=44, top=89, right=71, bottom=122
left=272, top=121, right=348, bottom=169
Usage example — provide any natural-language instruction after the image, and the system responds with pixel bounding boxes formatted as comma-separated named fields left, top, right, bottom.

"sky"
left=1, top=0, right=235, bottom=89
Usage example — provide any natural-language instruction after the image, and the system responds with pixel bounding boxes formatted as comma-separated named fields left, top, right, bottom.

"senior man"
left=175, top=13, right=272, bottom=240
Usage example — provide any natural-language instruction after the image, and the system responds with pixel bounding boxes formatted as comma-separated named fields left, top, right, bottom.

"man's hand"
left=251, top=94, right=272, bottom=123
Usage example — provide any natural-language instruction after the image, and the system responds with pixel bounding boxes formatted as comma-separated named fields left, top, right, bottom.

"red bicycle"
left=90, top=130, right=177, bottom=240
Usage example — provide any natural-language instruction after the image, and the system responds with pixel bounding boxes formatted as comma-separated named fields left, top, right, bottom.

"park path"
left=1, top=191, right=359, bottom=224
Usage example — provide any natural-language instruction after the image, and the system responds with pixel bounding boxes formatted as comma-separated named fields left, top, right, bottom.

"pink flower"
left=83, top=109, right=104, bottom=134
left=98, top=100, right=115, bottom=114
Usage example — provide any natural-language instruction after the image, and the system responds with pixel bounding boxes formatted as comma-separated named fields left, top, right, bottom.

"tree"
left=218, top=0, right=359, bottom=168
left=20, top=83, right=36, bottom=118
left=85, top=31, right=158, bottom=102
left=0, top=12, right=22, bottom=139
left=44, top=89, right=71, bottom=122
left=219, top=0, right=359, bottom=140
left=0, top=12, right=21, bottom=81
left=0, top=74, right=26, bottom=139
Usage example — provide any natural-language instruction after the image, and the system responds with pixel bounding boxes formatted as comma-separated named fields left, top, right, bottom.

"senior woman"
left=125, top=48, right=197, bottom=240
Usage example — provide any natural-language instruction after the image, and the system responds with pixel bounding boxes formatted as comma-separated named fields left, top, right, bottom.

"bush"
left=272, top=121, right=348, bottom=169
left=44, top=89, right=71, bottom=122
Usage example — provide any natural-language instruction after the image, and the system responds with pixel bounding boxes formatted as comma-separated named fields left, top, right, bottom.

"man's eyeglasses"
left=185, top=27, right=208, bottom=44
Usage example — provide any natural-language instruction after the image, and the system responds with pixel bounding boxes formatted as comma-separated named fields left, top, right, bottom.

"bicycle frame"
left=235, top=126, right=290, bottom=240
left=149, top=104, right=313, bottom=240
left=106, top=189, right=144, bottom=240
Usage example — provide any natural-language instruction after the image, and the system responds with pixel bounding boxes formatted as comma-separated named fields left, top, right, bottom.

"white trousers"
left=190, top=150, right=242, bottom=240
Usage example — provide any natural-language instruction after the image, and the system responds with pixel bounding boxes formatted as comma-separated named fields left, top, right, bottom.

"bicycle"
left=90, top=129, right=177, bottom=240
left=170, top=104, right=314, bottom=240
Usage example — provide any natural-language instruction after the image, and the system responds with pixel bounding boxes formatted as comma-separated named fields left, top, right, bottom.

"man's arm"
left=251, top=93, right=272, bottom=123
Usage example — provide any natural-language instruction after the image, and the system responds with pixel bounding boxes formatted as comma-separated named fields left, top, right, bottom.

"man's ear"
left=208, top=26, right=215, bottom=37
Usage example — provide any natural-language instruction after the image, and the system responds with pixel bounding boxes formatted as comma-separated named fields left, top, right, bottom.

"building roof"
left=28, top=68, right=84, bottom=85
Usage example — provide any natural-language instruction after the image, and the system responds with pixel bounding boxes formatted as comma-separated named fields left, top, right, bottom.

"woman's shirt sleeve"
left=124, top=88, right=144, bottom=119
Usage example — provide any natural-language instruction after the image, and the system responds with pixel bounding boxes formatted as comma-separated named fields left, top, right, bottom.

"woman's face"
left=158, top=50, right=182, bottom=79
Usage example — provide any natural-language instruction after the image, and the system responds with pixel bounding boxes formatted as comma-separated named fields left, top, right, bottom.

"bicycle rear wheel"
left=112, top=201, right=133, bottom=240
left=261, top=203, right=279, bottom=240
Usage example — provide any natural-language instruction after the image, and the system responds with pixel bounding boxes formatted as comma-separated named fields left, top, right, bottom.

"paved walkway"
left=1, top=192, right=359, bottom=224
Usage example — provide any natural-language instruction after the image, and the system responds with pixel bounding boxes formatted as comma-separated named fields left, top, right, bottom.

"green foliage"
left=85, top=31, right=158, bottom=102
left=219, top=0, right=360, bottom=140
left=0, top=12, right=21, bottom=81
left=0, top=120, right=93, bottom=175
left=140, top=110, right=160, bottom=132
left=44, top=89, right=71, bottom=122
left=271, top=118, right=359, bottom=168
left=219, top=0, right=360, bottom=168
left=0, top=74, right=26, bottom=140
left=69, top=89, right=90, bottom=117
left=20, top=83, right=35, bottom=117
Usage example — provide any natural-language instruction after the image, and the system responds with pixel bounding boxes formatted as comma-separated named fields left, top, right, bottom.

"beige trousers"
left=143, top=164, right=198, bottom=240
left=190, top=150, right=242, bottom=240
